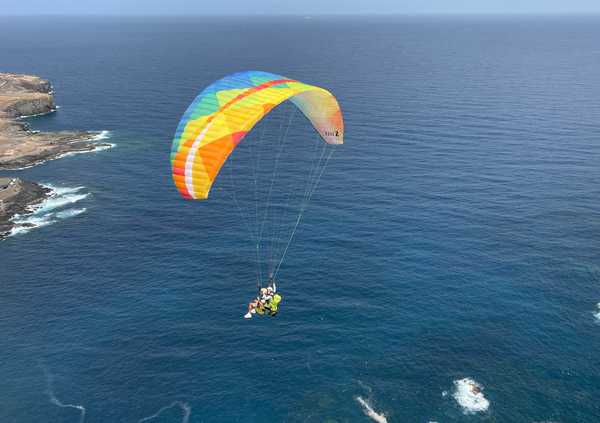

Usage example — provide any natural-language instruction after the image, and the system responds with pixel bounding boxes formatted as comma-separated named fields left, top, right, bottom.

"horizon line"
left=2, top=12, right=600, bottom=16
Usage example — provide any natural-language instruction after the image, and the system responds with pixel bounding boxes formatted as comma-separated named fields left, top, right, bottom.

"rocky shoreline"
left=0, top=73, right=112, bottom=171
left=0, top=177, right=51, bottom=239
left=0, top=73, right=110, bottom=239
left=0, top=128, right=108, bottom=170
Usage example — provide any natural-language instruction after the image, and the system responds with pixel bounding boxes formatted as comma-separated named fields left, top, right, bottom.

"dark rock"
left=17, top=79, right=51, bottom=94
left=3, top=95, right=56, bottom=118
left=0, top=178, right=51, bottom=239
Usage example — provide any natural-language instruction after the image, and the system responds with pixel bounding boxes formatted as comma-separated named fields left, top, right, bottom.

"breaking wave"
left=355, top=396, right=387, bottom=423
left=10, top=131, right=114, bottom=170
left=90, top=130, right=111, bottom=141
left=55, top=145, right=114, bottom=160
left=18, top=108, right=58, bottom=119
left=55, top=131, right=115, bottom=159
left=9, top=185, right=89, bottom=237
left=444, top=378, right=490, bottom=414
left=594, top=303, right=600, bottom=321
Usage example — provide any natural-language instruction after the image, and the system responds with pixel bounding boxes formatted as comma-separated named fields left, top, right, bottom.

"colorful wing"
left=171, top=71, right=343, bottom=199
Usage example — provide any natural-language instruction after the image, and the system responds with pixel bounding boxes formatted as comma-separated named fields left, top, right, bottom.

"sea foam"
left=55, top=145, right=113, bottom=160
left=56, top=131, right=115, bottom=159
left=355, top=396, right=387, bottom=423
left=445, top=378, right=490, bottom=414
left=42, top=365, right=86, bottom=423
left=46, top=390, right=86, bottom=423
left=8, top=185, right=89, bottom=237
left=10, top=131, right=114, bottom=170
left=18, top=108, right=58, bottom=119
left=594, top=303, right=600, bottom=321
left=138, top=401, right=191, bottom=423
left=90, top=130, right=111, bottom=141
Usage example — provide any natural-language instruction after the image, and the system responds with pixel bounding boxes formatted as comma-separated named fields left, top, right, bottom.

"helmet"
left=267, top=286, right=273, bottom=292
left=261, top=288, right=267, bottom=294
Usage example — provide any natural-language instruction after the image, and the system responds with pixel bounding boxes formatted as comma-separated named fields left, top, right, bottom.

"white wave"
left=18, top=108, right=58, bottom=119
left=138, top=401, right=191, bottom=423
left=9, top=136, right=114, bottom=170
left=10, top=213, right=57, bottom=236
left=41, top=365, right=86, bottom=423
left=56, top=208, right=86, bottom=219
left=89, top=143, right=115, bottom=152
left=55, top=147, right=107, bottom=160
left=356, top=396, right=387, bottom=423
left=27, top=188, right=89, bottom=213
left=594, top=303, right=600, bottom=321
left=59, top=131, right=115, bottom=156
left=53, top=142, right=115, bottom=161
left=89, top=130, right=111, bottom=141
left=8, top=163, right=36, bottom=171
left=451, top=378, right=490, bottom=414
left=47, top=185, right=85, bottom=196
left=7, top=185, right=89, bottom=238
left=46, top=390, right=86, bottom=423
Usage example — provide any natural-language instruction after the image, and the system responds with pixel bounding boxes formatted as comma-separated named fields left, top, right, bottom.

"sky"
left=4, top=0, right=600, bottom=15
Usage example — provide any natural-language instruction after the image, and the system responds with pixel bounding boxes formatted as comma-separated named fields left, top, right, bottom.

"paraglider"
left=171, top=71, right=343, bottom=317
left=245, top=281, right=280, bottom=318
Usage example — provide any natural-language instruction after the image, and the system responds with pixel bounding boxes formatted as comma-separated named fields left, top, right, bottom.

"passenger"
left=244, top=283, right=278, bottom=318
left=244, top=288, right=268, bottom=318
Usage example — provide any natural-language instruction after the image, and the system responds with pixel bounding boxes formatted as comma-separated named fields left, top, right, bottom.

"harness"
left=261, top=294, right=281, bottom=317
left=256, top=282, right=281, bottom=317
left=267, top=294, right=281, bottom=313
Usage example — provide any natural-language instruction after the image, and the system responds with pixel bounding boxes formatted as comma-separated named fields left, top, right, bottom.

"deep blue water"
left=1, top=15, right=600, bottom=422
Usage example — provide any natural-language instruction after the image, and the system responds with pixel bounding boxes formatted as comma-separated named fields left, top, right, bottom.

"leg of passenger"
left=245, top=302, right=254, bottom=318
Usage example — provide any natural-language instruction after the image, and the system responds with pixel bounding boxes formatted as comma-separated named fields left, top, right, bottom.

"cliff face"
left=16, top=79, right=52, bottom=94
left=0, top=74, right=56, bottom=119
left=2, top=94, right=56, bottom=118
left=0, top=72, right=112, bottom=171
left=0, top=119, right=29, bottom=135
left=0, top=74, right=52, bottom=95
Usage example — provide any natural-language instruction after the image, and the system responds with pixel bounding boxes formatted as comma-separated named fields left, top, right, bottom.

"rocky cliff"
left=2, top=94, right=56, bottom=118
left=0, top=73, right=51, bottom=95
left=0, top=72, right=111, bottom=171
left=0, top=177, right=51, bottom=239
left=14, top=78, right=52, bottom=94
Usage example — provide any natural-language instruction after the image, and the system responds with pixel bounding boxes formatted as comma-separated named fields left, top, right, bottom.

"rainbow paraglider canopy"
left=171, top=71, right=344, bottom=199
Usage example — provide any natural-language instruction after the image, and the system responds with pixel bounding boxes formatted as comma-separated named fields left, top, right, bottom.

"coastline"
left=0, top=73, right=111, bottom=238
left=0, top=177, right=51, bottom=239
left=0, top=73, right=112, bottom=171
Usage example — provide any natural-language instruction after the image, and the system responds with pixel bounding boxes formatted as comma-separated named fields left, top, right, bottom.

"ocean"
left=1, top=15, right=600, bottom=422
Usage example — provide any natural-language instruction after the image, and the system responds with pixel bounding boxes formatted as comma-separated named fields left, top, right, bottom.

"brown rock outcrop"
left=2, top=95, right=56, bottom=118
left=0, top=177, right=51, bottom=239
left=0, top=73, right=112, bottom=237
left=0, top=73, right=111, bottom=171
